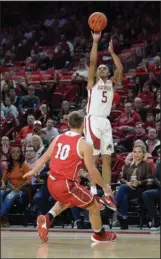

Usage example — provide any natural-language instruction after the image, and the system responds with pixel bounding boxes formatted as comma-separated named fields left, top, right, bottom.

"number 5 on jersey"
left=55, top=143, right=70, bottom=160
left=102, top=91, right=108, bottom=103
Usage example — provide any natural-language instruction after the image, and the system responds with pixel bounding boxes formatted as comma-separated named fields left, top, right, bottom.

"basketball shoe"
left=37, top=215, right=51, bottom=243
left=91, top=231, right=117, bottom=242
left=96, top=195, right=117, bottom=211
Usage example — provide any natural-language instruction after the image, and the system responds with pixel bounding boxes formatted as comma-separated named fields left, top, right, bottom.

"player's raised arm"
left=87, top=31, right=101, bottom=89
left=23, top=137, right=58, bottom=178
left=108, top=39, right=123, bottom=87
left=80, top=139, right=111, bottom=195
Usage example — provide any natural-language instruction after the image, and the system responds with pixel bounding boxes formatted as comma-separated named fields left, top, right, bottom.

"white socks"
left=48, top=208, right=56, bottom=218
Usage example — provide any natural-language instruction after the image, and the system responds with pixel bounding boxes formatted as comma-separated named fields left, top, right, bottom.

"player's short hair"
left=68, top=111, right=84, bottom=129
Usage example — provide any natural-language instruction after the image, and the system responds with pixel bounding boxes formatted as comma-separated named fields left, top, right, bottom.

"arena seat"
left=64, top=85, right=80, bottom=102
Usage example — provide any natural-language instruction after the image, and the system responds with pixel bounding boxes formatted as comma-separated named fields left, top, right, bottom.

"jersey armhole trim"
left=77, top=137, right=84, bottom=159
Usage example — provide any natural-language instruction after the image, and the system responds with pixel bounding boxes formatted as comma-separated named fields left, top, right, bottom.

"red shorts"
left=47, top=176, right=94, bottom=209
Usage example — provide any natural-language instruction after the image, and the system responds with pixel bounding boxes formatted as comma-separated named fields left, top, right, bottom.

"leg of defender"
left=90, top=155, right=99, bottom=195
left=37, top=202, right=69, bottom=243
left=86, top=199, right=117, bottom=242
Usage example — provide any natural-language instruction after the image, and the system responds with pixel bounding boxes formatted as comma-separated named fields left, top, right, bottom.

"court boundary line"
left=1, top=228, right=158, bottom=235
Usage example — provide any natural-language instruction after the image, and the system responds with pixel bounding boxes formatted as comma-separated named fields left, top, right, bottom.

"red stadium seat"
left=64, top=85, right=79, bottom=102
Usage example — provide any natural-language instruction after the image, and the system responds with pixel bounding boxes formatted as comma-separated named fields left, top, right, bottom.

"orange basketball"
left=88, top=12, right=108, bottom=32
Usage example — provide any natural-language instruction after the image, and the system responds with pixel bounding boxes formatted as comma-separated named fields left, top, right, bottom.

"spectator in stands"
left=137, top=83, right=155, bottom=109
left=116, top=102, right=141, bottom=130
left=115, top=142, right=152, bottom=229
left=142, top=162, right=160, bottom=229
left=7, top=87, right=21, bottom=107
left=124, top=89, right=135, bottom=104
left=25, top=145, right=38, bottom=185
left=1, top=110, right=5, bottom=121
left=39, top=104, right=49, bottom=126
left=4, top=96, right=19, bottom=123
left=125, top=139, right=152, bottom=164
left=156, top=120, right=161, bottom=140
left=19, top=85, right=40, bottom=113
left=125, top=139, right=155, bottom=173
left=25, top=145, right=37, bottom=168
left=155, top=93, right=160, bottom=122
left=146, top=72, right=160, bottom=89
left=31, top=135, right=45, bottom=159
left=39, top=129, right=49, bottom=148
left=145, top=128, right=160, bottom=157
left=71, top=207, right=91, bottom=229
left=72, top=58, right=88, bottom=81
left=0, top=147, right=30, bottom=227
left=42, top=119, right=59, bottom=143
left=139, top=58, right=149, bottom=72
left=144, top=112, right=155, bottom=131
left=32, top=163, right=54, bottom=217
left=25, top=120, right=42, bottom=144
left=16, top=77, right=28, bottom=94
left=58, top=100, right=70, bottom=120
left=1, top=72, right=16, bottom=98
left=1, top=136, right=10, bottom=166
left=133, top=97, right=147, bottom=122
left=134, top=122, right=147, bottom=141
left=16, top=114, right=35, bottom=142
left=148, top=56, right=160, bottom=72
left=78, top=99, right=87, bottom=117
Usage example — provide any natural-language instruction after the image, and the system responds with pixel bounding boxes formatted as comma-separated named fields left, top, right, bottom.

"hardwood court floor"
left=1, top=230, right=160, bottom=258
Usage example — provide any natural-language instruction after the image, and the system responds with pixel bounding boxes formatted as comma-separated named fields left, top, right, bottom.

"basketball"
left=88, top=12, right=108, bottom=32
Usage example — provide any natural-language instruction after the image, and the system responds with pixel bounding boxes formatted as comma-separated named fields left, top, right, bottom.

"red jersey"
left=50, top=131, right=84, bottom=181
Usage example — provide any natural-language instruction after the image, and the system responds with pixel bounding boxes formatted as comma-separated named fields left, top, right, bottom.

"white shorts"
left=84, top=115, right=114, bottom=156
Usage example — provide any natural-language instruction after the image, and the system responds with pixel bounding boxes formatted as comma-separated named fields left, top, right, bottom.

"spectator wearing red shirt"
left=115, top=102, right=142, bottom=131
left=138, top=58, right=149, bottom=72
left=148, top=56, right=161, bottom=72
left=133, top=97, right=147, bottom=122
left=124, top=89, right=135, bottom=104
left=134, top=122, right=147, bottom=141
left=137, top=84, right=155, bottom=109
left=16, top=114, right=35, bottom=142
left=144, top=112, right=156, bottom=132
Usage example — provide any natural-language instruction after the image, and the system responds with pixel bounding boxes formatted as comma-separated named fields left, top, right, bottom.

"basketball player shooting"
left=84, top=31, right=123, bottom=210
left=23, top=111, right=117, bottom=243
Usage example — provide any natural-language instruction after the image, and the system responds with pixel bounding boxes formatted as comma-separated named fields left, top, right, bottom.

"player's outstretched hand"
left=108, top=39, right=114, bottom=55
left=91, top=31, right=101, bottom=43
left=23, top=170, right=36, bottom=179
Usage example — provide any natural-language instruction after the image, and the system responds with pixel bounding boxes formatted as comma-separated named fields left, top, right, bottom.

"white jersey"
left=86, top=78, right=114, bottom=118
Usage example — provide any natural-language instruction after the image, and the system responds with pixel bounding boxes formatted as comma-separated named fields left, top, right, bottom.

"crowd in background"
left=0, top=1, right=160, bottom=230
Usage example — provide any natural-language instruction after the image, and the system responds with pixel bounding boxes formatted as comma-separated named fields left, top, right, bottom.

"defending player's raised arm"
left=80, top=139, right=106, bottom=189
left=87, top=31, right=101, bottom=89
left=23, top=136, right=58, bottom=179
left=108, top=39, right=123, bottom=87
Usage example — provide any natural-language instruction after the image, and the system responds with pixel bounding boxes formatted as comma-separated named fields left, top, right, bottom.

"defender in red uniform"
left=23, top=111, right=117, bottom=244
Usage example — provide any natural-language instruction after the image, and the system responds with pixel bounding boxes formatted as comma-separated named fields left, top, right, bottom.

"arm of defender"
left=108, top=40, right=123, bottom=87
left=23, top=136, right=58, bottom=178
left=87, top=32, right=101, bottom=89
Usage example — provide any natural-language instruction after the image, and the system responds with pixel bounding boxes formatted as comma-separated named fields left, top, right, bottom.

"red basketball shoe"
left=99, top=195, right=117, bottom=211
left=91, top=231, right=117, bottom=243
left=37, top=215, right=51, bottom=243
